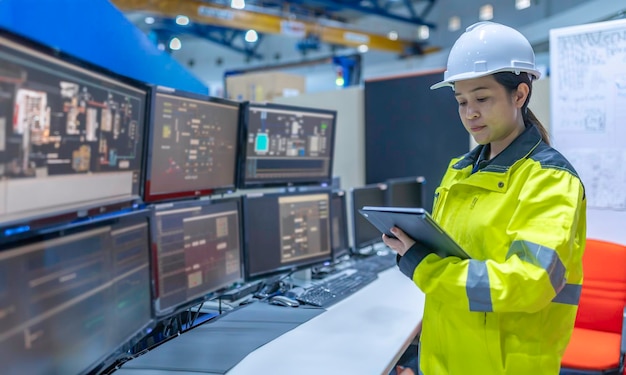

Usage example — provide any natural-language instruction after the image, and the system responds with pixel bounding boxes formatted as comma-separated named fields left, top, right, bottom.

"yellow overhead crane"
left=111, top=0, right=440, bottom=55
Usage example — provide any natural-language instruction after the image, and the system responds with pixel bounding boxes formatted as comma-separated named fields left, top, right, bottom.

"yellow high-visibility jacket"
left=398, top=124, right=586, bottom=374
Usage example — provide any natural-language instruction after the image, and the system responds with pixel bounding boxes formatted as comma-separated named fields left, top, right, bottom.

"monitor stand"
left=290, top=268, right=313, bottom=286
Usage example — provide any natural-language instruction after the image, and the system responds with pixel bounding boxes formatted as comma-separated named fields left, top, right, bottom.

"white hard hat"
left=430, top=21, right=541, bottom=90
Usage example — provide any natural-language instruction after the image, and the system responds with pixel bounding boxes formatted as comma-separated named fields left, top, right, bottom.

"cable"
left=190, top=302, right=204, bottom=327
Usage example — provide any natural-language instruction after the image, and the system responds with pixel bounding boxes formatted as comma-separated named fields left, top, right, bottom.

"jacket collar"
left=453, top=124, right=543, bottom=172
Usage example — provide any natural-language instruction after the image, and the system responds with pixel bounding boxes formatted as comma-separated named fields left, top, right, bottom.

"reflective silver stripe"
left=467, top=259, right=493, bottom=312
left=552, top=283, right=581, bottom=305
left=506, top=240, right=566, bottom=293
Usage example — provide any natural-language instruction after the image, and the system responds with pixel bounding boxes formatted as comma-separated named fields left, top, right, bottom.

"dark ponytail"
left=492, top=72, right=550, bottom=145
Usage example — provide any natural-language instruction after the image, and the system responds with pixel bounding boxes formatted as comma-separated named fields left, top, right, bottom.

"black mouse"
left=269, top=295, right=300, bottom=307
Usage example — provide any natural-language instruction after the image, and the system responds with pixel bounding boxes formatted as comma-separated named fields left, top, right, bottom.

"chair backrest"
left=575, top=239, right=626, bottom=333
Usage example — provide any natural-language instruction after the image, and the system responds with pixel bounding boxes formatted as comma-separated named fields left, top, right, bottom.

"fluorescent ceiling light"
left=169, top=37, right=182, bottom=50
left=417, top=25, right=429, bottom=40
left=231, top=0, right=245, bottom=9
left=448, top=16, right=461, bottom=32
left=516, top=0, right=531, bottom=10
left=245, top=29, right=258, bottom=43
left=479, top=4, right=494, bottom=21
left=175, top=15, right=190, bottom=26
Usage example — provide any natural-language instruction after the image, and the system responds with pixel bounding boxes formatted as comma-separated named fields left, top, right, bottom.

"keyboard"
left=296, top=270, right=378, bottom=308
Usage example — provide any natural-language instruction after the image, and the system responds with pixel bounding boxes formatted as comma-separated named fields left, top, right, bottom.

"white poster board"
left=550, top=19, right=626, bottom=211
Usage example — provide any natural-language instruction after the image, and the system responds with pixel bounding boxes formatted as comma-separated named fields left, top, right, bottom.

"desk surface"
left=117, top=267, right=424, bottom=375
left=227, top=267, right=424, bottom=375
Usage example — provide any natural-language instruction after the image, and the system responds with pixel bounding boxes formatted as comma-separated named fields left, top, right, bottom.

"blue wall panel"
left=0, top=0, right=208, bottom=95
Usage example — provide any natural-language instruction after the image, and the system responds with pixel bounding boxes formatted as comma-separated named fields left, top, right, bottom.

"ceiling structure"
left=113, top=0, right=623, bottom=89
left=114, top=0, right=440, bottom=60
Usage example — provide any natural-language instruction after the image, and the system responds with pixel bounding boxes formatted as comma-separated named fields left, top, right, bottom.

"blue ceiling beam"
left=251, top=0, right=437, bottom=28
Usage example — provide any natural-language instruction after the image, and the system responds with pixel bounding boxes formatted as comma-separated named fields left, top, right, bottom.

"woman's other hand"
left=382, top=227, right=416, bottom=256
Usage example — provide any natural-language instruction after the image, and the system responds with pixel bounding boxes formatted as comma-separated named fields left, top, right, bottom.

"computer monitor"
left=330, top=190, right=350, bottom=261
left=238, top=102, right=337, bottom=189
left=351, top=183, right=387, bottom=253
left=143, top=87, right=241, bottom=203
left=242, top=190, right=332, bottom=280
left=0, top=209, right=153, bottom=375
left=0, top=29, right=148, bottom=229
left=150, top=198, right=243, bottom=316
left=385, top=176, right=426, bottom=208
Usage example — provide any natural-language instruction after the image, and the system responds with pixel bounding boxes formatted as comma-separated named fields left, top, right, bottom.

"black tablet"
left=358, top=206, right=470, bottom=259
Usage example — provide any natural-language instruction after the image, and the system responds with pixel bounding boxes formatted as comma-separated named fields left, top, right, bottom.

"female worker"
left=384, top=22, right=586, bottom=375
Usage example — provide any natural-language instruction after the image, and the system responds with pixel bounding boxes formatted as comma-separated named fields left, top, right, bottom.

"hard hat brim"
left=430, top=80, right=453, bottom=90
left=430, top=68, right=541, bottom=90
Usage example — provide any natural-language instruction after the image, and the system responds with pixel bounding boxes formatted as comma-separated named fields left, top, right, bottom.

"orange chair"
left=561, top=239, right=626, bottom=375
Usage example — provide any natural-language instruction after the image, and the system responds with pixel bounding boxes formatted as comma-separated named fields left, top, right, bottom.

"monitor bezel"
left=385, top=175, right=427, bottom=208
left=149, top=196, right=244, bottom=317
left=0, top=27, right=151, bottom=235
left=237, top=101, right=338, bottom=190
left=350, top=183, right=388, bottom=252
left=142, top=86, right=242, bottom=204
left=241, top=189, right=334, bottom=281
left=330, top=189, right=351, bottom=261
